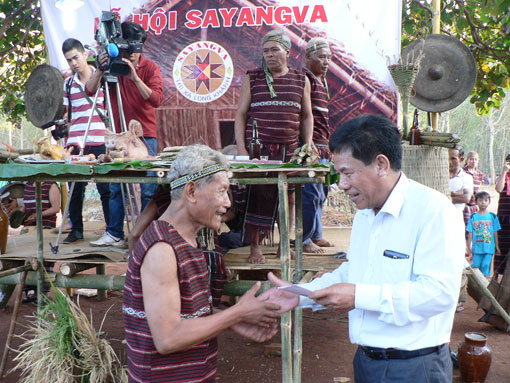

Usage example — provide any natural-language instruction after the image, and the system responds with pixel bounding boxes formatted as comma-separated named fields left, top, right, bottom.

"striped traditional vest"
left=245, top=68, right=305, bottom=145
left=123, top=220, right=217, bottom=383
left=23, top=182, right=57, bottom=228
left=304, top=67, right=330, bottom=146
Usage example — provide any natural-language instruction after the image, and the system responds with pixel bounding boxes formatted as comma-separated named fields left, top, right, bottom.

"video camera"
left=94, top=11, right=144, bottom=76
left=39, top=119, right=69, bottom=141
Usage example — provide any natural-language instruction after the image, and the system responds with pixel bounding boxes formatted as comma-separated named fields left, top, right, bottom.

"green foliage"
left=402, top=0, right=510, bottom=115
left=0, top=0, right=46, bottom=124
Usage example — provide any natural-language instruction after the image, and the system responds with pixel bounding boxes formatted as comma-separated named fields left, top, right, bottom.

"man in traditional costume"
left=302, top=37, right=336, bottom=254
left=234, top=29, right=314, bottom=264
left=123, top=144, right=280, bottom=383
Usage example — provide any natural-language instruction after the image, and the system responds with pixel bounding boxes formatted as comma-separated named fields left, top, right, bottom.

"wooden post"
left=293, top=185, right=303, bottom=383
left=96, top=264, right=107, bottom=301
left=0, top=270, right=27, bottom=378
left=278, top=173, right=292, bottom=383
left=431, top=0, right=441, bottom=131
left=35, top=181, right=44, bottom=313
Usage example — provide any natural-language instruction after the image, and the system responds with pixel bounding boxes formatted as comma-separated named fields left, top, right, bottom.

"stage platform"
left=1, top=223, right=350, bottom=274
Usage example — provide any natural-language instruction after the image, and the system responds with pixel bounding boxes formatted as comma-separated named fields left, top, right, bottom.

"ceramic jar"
left=458, top=332, right=492, bottom=383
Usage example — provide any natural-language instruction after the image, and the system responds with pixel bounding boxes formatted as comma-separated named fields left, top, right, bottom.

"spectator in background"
left=463, top=151, right=487, bottom=225
left=449, top=148, right=474, bottom=224
left=302, top=37, right=334, bottom=254
left=466, top=191, right=501, bottom=277
left=22, top=181, right=60, bottom=229
left=494, top=154, right=510, bottom=278
left=449, top=147, right=473, bottom=313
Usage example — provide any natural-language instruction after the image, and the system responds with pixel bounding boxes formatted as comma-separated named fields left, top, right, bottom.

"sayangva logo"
left=173, top=41, right=233, bottom=103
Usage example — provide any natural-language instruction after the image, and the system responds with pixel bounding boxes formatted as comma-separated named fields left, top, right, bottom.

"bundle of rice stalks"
left=11, top=288, right=127, bottom=383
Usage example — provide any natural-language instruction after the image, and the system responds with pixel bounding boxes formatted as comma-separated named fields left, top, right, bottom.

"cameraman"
left=61, top=38, right=111, bottom=244
left=86, top=21, right=163, bottom=248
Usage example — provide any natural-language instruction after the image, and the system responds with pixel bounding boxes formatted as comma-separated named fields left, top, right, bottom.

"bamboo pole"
left=59, top=263, right=96, bottom=277
left=293, top=185, right=303, bottom=383
left=278, top=173, right=293, bottom=383
left=431, top=0, right=441, bottom=131
left=231, top=176, right=326, bottom=186
left=0, top=270, right=27, bottom=378
left=0, top=263, right=32, bottom=278
left=222, top=280, right=271, bottom=296
left=420, top=132, right=460, bottom=139
left=0, top=272, right=273, bottom=296
left=35, top=181, right=44, bottom=313
left=0, top=272, right=126, bottom=290
left=466, top=266, right=510, bottom=329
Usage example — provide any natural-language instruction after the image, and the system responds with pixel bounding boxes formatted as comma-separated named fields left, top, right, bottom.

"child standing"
left=466, top=191, right=501, bottom=277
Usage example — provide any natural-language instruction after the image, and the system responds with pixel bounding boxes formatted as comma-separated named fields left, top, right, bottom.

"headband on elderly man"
left=170, top=164, right=226, bottom=190
left=306, top=42, right=330, bottom=54
left=262, top=32, right=291, bottom=98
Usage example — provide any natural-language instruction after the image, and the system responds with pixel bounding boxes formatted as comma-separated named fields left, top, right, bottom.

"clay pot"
left=458, top=332, right=492, bottom=383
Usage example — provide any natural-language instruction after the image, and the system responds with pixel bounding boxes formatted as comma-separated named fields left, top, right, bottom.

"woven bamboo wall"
left=401, top=143, right=451, bottom=198
left=157, top=106, right=237, bottom=150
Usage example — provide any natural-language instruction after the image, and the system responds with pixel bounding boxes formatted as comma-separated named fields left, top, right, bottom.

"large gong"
left=24, top=64, right=65, bottom=128
left=402, top=35, right=477, bottom=112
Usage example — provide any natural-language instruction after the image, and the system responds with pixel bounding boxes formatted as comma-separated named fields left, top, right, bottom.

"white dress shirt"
left=449, top=169, right=474, bottom=212
left=300, top=173, right=465, bottom=350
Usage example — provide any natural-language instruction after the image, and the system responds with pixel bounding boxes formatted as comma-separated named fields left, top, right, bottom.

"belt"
left=360, top=344, right=445, bottom=360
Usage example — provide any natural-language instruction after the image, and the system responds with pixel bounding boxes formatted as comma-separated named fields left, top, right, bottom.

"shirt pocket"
left=380, top=249, right=413, bottom=282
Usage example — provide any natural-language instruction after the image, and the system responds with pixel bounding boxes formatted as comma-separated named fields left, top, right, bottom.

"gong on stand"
left=402, top=34, right=477, bottom=113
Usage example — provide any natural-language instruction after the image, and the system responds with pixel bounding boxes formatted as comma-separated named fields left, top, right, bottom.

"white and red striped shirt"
left=63, top=67, right=106, bottom=148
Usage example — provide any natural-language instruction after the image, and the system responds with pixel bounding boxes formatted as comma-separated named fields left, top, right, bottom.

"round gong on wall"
left=402, top=34, right=477, bottom=113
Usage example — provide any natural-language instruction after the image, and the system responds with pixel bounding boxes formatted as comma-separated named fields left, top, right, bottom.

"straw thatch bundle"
left=401, top=142, right=450, bottom=198
left=11, top=288, right=127, bottom=383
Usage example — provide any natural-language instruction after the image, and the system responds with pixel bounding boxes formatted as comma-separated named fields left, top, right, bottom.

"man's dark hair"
left=329, top=114, right=402, bottom=171
left=121, top=21, right=147, bottom=43
left=62, top=38, right=85, bottom=54
left=475, top=191, right=491, bottom=202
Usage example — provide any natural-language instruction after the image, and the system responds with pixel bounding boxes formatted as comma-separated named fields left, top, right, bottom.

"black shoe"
left=63, top=231, right=83, bottom=244
left=22, top=290, right=36, bottom=304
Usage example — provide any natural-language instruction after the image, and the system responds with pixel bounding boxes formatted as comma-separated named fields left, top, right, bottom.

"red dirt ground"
left=0, top=267, right=508, bottom=383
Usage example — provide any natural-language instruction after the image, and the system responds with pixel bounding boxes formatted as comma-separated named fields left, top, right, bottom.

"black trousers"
left=353, top=344, right=452, bottom=383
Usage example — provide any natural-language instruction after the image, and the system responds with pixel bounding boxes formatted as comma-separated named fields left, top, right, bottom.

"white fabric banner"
left=41, top=0, right=402, bottom=133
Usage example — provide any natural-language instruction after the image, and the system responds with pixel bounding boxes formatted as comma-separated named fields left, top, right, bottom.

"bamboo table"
left=0, top=160, right=331, bottom=383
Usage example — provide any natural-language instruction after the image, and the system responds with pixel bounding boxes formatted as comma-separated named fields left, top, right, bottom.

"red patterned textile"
left=304, top=67, right=330, bottom=146
left=123, top=221, right=217, bottom=383
left=244, top=68, right=305, bottom=145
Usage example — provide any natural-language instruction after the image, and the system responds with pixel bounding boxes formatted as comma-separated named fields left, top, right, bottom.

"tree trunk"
left=487, top=113, right=495, bottom=183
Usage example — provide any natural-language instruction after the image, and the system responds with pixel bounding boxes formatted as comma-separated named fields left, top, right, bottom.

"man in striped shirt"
left=61, top=38, right=111, bottom=244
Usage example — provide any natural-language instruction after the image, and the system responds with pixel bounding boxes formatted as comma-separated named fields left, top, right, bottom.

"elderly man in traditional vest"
left=302, top=37, right=335, bottom=254
left=123, top=144, right=281, bottom=382
left=234, top=29, right=314, bottom=264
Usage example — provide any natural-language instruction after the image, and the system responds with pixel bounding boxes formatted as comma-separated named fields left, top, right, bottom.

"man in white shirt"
left=262, top=114, right=465, bottom=382
left=449, top=147, right=474, bottom=218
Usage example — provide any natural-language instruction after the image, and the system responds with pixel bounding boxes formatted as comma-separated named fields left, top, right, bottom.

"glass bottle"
left=409, top=109, right=421, bottom=145
left=249, top=120, right=261, bottom=160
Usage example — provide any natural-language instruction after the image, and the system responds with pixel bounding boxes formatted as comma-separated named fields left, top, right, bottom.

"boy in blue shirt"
left=466, top=191, right=501, bottom=276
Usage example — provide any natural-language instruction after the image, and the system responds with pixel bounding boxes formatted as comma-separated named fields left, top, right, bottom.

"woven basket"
left=401, top=142, right=451, bottom=198
left=389, top=65, right=419, bottom=139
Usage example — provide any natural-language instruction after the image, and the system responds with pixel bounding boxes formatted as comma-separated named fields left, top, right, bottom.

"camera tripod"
left=50, top=74, right=141, bottom=254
